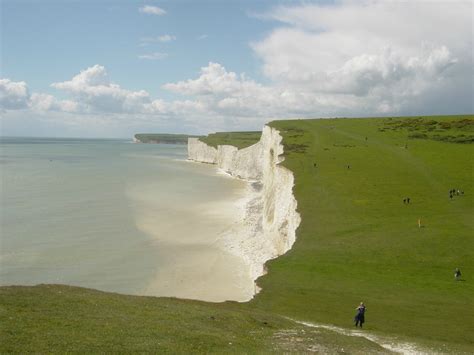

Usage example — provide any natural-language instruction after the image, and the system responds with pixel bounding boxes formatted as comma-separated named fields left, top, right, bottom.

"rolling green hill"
left=2, top=115, right=473, bottom=353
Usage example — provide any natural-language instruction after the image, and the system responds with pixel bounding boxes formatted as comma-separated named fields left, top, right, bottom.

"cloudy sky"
left=1, top=0, right=472, bottom=138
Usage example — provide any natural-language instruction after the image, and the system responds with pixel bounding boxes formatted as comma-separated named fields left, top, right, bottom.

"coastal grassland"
left=2, top=115, right=473, bottom=353
left=199, top=131, right=261, bottom=149
left=0, top=285, right=388, bottom=353
left=249, top=115, right=474, bottom=351
left=135, top=133, right=202, bottom=144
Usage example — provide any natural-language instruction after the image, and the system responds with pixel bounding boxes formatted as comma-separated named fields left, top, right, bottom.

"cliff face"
left=217, top=142, right=264, bottom=180
left=260, top=126, right=300, bottom=257
left=187, top=138, right=218, bottom=164
left=188, top=126, right=300, bottom=291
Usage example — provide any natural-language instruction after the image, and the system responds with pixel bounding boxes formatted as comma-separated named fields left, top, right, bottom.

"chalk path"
left=287, top=317, right=430, bottom=354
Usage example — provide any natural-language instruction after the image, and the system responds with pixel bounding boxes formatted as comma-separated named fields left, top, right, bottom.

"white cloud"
left=161, top=1, right=472, bottom=123
left=251, top=1, right=472, bottom=115
left=51, top=65, right=152, bottom=113
left=0, top=78, right=79, bottom=113
left=157, top=34, right=175, bottom=42
left=29, top=93, right=79, bottom=112
left=0, top=79, right=30, bottom=109
left=197, top=34, right=208, bottom=41
left=164, top=62, right=263, bottom=96
left=140, top=35, right=176, bottom=46
left=139, top=5, right=166, bottom=16
left=44, top=65, right=210, bottom=123
left=163, top=62, right=320, bottom=118
left=138, top=52, right=168, bottom=60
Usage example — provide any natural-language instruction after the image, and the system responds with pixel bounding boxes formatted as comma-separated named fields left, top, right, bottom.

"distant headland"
left=133, top=133, right=203, bottom=144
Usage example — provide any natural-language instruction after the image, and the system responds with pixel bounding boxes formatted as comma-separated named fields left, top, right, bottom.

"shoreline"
left=214, top=171, right=266, bottom=297
left=132, top=159, right=256, bottom=302
left=188, top=126, right=301, bottom=300
left=182, top=162, right=262, bottom=299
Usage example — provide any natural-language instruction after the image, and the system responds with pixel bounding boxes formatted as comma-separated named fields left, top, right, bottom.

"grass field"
left=250, top=115, right=474, bottom=351
left=0, top=285, right=388, bottom=353
left=199, top=131, right=261, bottom=149
left=1, top=115, right=473, bottom=352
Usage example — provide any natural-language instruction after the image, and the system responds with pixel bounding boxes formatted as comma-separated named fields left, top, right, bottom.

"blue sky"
left=1, top=0, right=472, bottom=137
left=2, top=0, right=282, bottom=96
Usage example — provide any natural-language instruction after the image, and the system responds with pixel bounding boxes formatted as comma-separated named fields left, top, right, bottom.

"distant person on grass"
left=354, top=302, right=366, bottom=328
left=455, top=268, right=462, bottom=281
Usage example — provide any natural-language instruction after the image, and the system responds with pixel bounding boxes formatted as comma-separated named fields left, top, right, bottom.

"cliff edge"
left=188, top=126, right=301, bottom=294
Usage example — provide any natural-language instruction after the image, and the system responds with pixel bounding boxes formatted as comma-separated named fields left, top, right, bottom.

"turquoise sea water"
left=0, top=137, right=252, bottom=301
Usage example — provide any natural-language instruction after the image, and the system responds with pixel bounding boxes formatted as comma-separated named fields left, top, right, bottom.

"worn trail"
left=288, top=317, right=429, bottom=354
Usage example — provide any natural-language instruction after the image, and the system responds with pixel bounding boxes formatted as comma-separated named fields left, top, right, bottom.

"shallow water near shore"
left=0, top=137, right=254, bottom=301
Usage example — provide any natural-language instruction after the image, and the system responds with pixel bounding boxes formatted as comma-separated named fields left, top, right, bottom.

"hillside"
left=0, top=285, right=388, bottom=353
left=249, top=115, right=474, bottom=350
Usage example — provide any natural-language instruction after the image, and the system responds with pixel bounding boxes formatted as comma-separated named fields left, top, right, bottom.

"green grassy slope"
left=0, top=285, right=387, bottom=353
left=199, top=131, right=261, bottom=149
left=249, top=115, right=474, bottom=350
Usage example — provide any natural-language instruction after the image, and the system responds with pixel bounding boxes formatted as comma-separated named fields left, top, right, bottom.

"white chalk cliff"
left=188, top=126, right=301, bottom=295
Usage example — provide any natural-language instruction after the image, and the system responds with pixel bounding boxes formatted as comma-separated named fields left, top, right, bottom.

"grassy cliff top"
left=251, top=114, right=473, bottom=350
left=2, top=115, right=473, bottom=352
left=199, top=131, right=261, bottom=149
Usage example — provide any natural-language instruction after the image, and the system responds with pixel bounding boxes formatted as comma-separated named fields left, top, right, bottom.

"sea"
left=0, top=137, right=254, bottom=302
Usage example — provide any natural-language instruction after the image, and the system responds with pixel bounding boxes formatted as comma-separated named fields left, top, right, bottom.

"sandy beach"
left=130, top=162, right=258, bottom=302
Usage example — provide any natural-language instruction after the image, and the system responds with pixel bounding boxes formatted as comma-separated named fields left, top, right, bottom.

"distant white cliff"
left=188, top=125, right=301, bottom=295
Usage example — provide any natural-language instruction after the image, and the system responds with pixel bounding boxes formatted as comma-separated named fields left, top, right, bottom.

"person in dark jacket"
left=455, top=268, right=462, bottom=281
left=354, top=302, right=366, bottom=328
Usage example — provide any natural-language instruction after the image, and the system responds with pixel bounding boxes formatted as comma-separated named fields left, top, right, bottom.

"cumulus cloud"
left=251, top=0, right=472, bottom=115
left=0, top=78, right=78, bottom=113
left=51, top=65, right=153, bottom=113
left=164, top=63, right=274, bottom=118
left=44, top=65, right=207, bottom=122
left=139, top=5, right=166, bottom=16
left=161, top=1, right=472, bottom=122
left=164, top=62, right=263, bottom=96
left=163, top=62, right=333, bottom=119
left=29, top=93, right=79, bottom=112
left=0, top=79, right=30, bottom=109
left=138, top=52, right=168, bottom=60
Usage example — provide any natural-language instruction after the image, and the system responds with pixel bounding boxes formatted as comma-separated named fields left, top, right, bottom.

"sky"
left=1, top=0, right=473, bottom=138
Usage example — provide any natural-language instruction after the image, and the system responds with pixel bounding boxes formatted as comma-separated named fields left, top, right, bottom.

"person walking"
left=455, top=268, right=462, bottom=281
left=354, top=302, right=366, bottom=328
